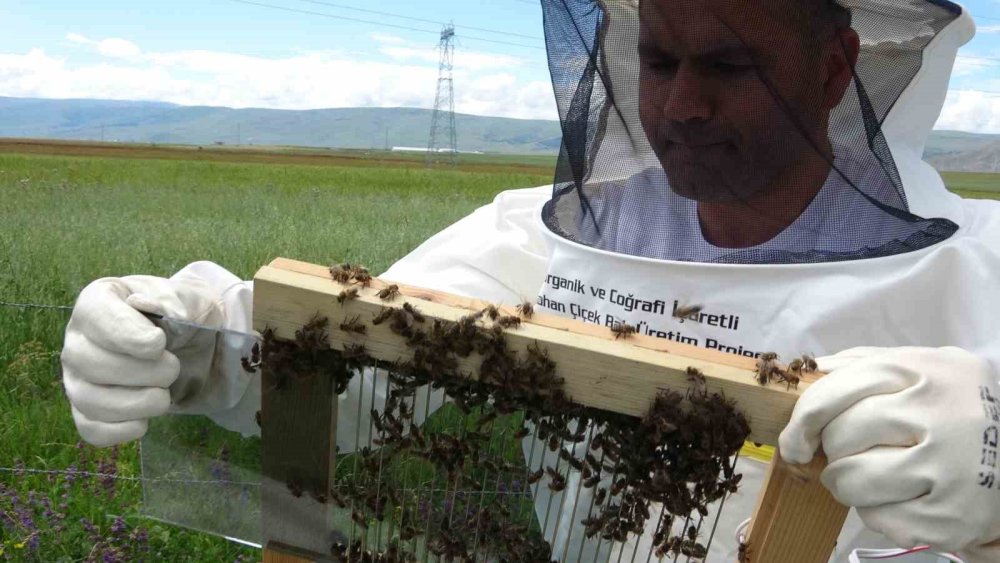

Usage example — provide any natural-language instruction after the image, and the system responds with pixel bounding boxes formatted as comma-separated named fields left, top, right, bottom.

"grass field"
left=1, top=144, right=997, bottom=562
left=0, top=149, right=550, bottom=561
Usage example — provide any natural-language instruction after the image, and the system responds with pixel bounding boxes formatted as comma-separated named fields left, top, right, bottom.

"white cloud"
left=66, top=33, right=91, bottom=45
left=935, top=89, right=1000, bottom=133
left=96, top=38, right=142, bottom=61
left=0, top=34, right=559, bottom=120
left=370, top=33, right=407, bottom=45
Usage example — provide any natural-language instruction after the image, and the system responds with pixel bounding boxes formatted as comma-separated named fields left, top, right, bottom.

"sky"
left=4, top=0, right=1000, bottom=132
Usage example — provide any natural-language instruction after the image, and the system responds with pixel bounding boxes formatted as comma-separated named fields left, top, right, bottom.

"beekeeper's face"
left=638, top=0, right=852, bottom=204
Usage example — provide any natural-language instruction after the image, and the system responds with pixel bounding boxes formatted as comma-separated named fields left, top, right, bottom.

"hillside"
left=0, top=97, right=562, bottom=155
left=3, top=96, right=1000, bottom=169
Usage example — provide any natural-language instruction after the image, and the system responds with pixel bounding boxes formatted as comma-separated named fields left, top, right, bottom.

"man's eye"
left=713, top=61, right=753, bottom=74
left=645, top=59, right=678, bottom=73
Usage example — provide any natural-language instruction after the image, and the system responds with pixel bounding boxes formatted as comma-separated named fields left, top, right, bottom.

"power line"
left=296, top=0, right=543, bottom=40
left=227, top=0, right=544, bottom=50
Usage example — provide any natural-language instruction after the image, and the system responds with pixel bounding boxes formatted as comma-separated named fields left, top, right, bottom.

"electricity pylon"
left=426, top=23, right=458, bottom=167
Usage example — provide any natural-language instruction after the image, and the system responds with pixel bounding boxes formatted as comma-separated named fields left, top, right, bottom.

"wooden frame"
left=253, top=258, right=847, bottom=562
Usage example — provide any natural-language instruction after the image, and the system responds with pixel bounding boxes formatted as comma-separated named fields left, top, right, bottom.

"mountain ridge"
left=1, top=96, right=997, bottom=170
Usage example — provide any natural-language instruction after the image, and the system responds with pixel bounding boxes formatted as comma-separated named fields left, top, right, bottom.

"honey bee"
left=755, top=353, right=779, bottom=386
left=496, top=316, right=522, bottom=329
left=240, top=342, right=261, bottom=373
left=801, top=354, right=818, bottom=372
left=559, top=448, right=584, bottom=471
left=582, top=514, right=607, bottom=538
left=352, top=271, right=373, bottom=288
left=610, top=477, right=627, bottom=496
left=611, top=321, right=636, bottom=340
left=673, top=304, right=703, bottom=319
left=240, top=356, right=258, bottom=374
left=378, top=284, right=400, bottom=301
left=583, top=474, right=601, bottom=489
left=548, top=434, right=560, bottom=452
left=686, top=366, right=706, bottom=385
left=340, top=315, right=366, bottom=335
left=513, top=427, right=530, bottom=439
left=402, top=302, right=425, bottom=323
left=546, top=468, right=566, bottom=492
left=329, top=264, right=352, bottom=284
left=254, top=410, right=262, bottom=427
left=478, top=304, right=501, bottom=321
left=779, top=370, right=800, bottom=390
left=594, top=487, right=607, bottom=505
left=738, top=542, right=750, bottom=562
left=341, top=343, right=367, bottom=360
left=286, top=479, right=303, bottom=498
left=337, top=288, right=359, bottom=304
left=787, top=358, right=803, bottom=373
left=516, top=301, right=534, bottom=318
left=310, top=490, right=328, bottom=504
left=527, top=468, right=544, bottom=485
left=372, top=307, right=394, bottom=325
left=687, top=525, right=697, bottom=542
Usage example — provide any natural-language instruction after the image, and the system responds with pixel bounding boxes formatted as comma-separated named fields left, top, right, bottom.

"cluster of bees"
left=754, top=352, right=818, bottom=389
left=252, top=264, right=753, bottom=561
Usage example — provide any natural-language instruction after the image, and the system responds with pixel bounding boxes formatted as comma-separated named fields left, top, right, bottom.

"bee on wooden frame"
left=340, top=315, right=366, bottom=335
left=337, top=288, right=359, bottom=304
left=496, top=315, right=522, bottom=329
left=329, top=264, right=352, bottom=284
left=372, top=307, right=394, bottom=325
left=611, top=320, right=637, bottom=340
left=686, top=366, right=706, bottom=386
left=478, top=304, right=501, bottom=321
left=402, top=302, right=425, bottom=323
left=516, top=301, right=534, bottom=318
left=801, top=354, right=818, bottom=372
left=378, top=284, right=400, bottom=301
left=352, top=271, right=373, bottom=288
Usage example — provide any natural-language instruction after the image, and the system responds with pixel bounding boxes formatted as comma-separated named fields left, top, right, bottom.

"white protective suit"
left=62, top=0, right=1000, bottom=560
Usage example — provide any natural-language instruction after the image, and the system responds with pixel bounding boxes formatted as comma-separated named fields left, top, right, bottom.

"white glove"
left=61, top=262, right=256, bottom=447
left=779, top=347, right=1000, bottom=558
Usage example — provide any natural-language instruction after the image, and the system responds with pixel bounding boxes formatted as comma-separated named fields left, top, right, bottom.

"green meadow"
left=0, top=151, right=996, bottom=561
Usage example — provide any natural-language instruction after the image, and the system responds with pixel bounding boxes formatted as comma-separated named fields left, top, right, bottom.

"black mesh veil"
left=541, top=0, right=962, bottom=264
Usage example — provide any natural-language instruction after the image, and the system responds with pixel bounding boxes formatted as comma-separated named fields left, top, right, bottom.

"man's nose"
left=660, top=64, right=713, bottom=123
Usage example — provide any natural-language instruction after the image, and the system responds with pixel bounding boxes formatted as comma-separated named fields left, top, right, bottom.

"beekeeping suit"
left=61, top=0, right=1000, bottom=560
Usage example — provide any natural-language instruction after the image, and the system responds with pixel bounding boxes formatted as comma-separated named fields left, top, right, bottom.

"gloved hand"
left=779, top=347, right=1000, bottom=558
left=61, top=262, right=256, bottom=447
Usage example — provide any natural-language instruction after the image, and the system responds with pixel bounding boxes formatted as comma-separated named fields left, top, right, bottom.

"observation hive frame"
left=252, top=258, right=847, bottom=563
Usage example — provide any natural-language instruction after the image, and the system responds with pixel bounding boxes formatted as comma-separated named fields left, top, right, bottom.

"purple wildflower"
left=80, top=516, right=99, bottom=539
left=110, top=516, right=127, bottom=538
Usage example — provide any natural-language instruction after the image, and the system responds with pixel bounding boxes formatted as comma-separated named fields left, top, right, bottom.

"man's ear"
left=823, top=27, right=861, bottom=110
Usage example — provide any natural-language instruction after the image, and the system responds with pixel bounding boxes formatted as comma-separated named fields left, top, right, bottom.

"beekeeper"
left=60, top=0, right=1000, bottom=560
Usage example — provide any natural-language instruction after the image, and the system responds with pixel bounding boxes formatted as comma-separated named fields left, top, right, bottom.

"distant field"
left=0, top=138, right=557, bottom=177
left=1, top=145, right=996, bottom=561
left=940, top=171, right=1000, bottom=197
